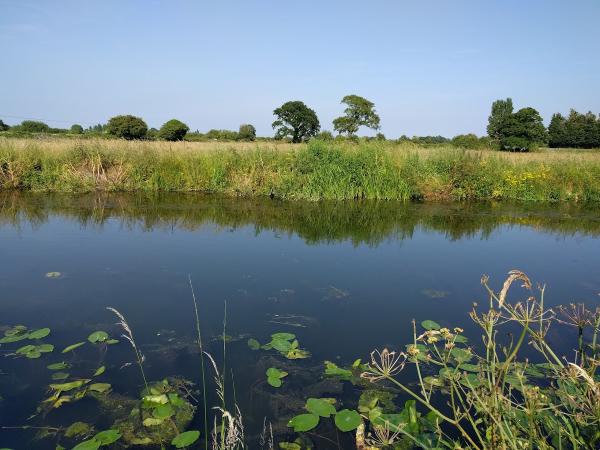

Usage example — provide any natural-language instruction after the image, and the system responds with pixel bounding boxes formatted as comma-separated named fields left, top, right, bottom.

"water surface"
left=1, top=193, right=599, bottom=448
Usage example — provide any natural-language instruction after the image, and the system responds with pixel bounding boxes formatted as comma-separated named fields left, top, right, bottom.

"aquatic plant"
left=266, top=367, right=288, bottom=388
left=106, top=306, right=148, bottom=391
left=188, top=275, right=209, bottom=450
left=358, top=270, right=600, bottom=449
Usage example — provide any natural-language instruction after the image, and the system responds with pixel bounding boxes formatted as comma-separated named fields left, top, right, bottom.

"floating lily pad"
left=334, top=409, right=361, bottom=432
left=88, top=383, right=111, bottom=393
left=47, top=362, right=70, bottom=370
left=152, top=404, right=175, bottom=419
left=65, top=422, right=91, bottom=438
left=28, top=328, right=51, bottom=340
left=94, top=429, right=121, bottom=445
left=51, top=372, right=70, bottom=381
left=171, top=430, right=200, bottom=448
left=287, top=413, right=319, bottom=432
left=93, top=366, right=106, bottom=376
left=247, top=338, right=260, bottom=350
left=45, top=272, right=62, bottom=278
left=62, top=342, right=86, bottom=353
left=50, top=379, right=90, bottom=392
left=271, top=332, right=295, bottom=341
left=88, top=331, right=109, bottom=343
left=306, top=398, right=336, bottom=417
left=421, top=320, right=441, bottom=330
left=72, top=439, right=100, bottom=450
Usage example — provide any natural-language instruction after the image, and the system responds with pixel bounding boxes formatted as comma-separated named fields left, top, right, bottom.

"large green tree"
left=333, top=95, right=380, bottom=136
left=500, top=107, right=546, bottom=151
left=272, top=101, right=320, bottom=143
left=238, top=124, right=256, bottom=141
left=548, top=113, right=567, bottom=148
left=549, top=110, right=600, bottom=148
left=106, top=115, right=148, bottom=140
left=486, top=98, right=513, bottom=140
left=158, top=119, right=189, bottom=141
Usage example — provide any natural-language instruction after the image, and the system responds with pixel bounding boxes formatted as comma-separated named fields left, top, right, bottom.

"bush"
left=237, top=124, right=256, bottom=141
left=106, top=115, right=148, bottom=140
left=314, top=130, right=334, bottom=141
left=205, top=129, right=238, bottom=141
left=20, top=120, right=50, bottom=133
left=158, top=119, right=189, bottom=141
left=0, top=120, right=10, bottom=131
left=70, top=124, right=83, bottom=134
left=451, top=134, right=487, bottom=149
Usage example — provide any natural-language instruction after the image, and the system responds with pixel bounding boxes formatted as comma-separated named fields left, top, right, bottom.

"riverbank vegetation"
left=1, top=138, right=600, bottom=202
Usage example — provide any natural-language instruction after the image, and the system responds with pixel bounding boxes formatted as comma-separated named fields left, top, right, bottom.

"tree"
left=487, top=98, right=513, bottom=140
left=20, top=120, right=50, bottom=133
left=500, top=107, right=546, bottom=151
left=238, top=124, right=256, bottom=141
left=106, top=115, right=148, bottom=140
left=0, top=120, right=10, bottom=131
left=70, top=124, right=83, bottom=134
left=272, top=101, right=320, bottom=143
left=548, top=113, right=567, bottom=148
left=333, top=95, right=380, bottom=136
left=158, top=119, right=189, bottom=141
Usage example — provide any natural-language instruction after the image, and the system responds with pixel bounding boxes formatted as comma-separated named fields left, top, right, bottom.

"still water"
left=1, top=193, right=599, bottom=449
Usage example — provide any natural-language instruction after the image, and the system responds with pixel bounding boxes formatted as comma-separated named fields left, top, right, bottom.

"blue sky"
left=1, top=0, right=599, bottom=137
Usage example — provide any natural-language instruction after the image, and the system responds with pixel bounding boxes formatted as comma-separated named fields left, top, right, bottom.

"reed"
left=2, top=137, right=600, bottom=202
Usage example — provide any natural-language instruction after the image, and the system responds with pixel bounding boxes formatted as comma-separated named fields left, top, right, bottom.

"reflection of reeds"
left=106, top=306, right=148, bottom=391
left=189, top=276, right=209, bottom=450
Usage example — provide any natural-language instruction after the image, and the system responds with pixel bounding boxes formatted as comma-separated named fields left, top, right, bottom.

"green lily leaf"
left=171, top=430, right=200, bottom=448
left=334, top=409, right=361, bottom=432
left=247, top=338, right=260, bottom=350
left=94, top=429, right=121, bottom=445
left=28, top=328, right=51, bottom=340
left=421, top=320, right=441, bottom=330
left=306, top=398, right=336, bottom=417
left=87, top=331, right=109, bottom=344
left=62, top=342, right=86, bottom=353
left=287, top=413, right=319, bottom=432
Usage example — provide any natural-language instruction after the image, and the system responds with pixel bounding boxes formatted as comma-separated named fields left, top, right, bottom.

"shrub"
left=20, top=120, right=50, bottom=133
left=158, top=119, right=189, bottom=141
left=0, top=120, right=10, bottom=131
left=314, top=130, right=334, bottom=141
left=70, top=124, right=84, bottom=134
left=106, top=115, right=148, bottom=140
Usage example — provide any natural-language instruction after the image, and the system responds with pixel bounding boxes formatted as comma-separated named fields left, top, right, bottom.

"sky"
left=1, top=0, right=599, bottom=138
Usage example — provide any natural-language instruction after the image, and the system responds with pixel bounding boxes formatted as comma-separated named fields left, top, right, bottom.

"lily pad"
left=88, top=383, right=111, bottom=393
left=52, top=372, right=70, bottom=381
left=50, top=379, right=90, bottom=392
left=93, top=366, right=106, bottom=376
left=88, top=331, right=109, bottom=344
left=247, top=338, right=260, bottom=350
left=287, top=413, right=319, bottom=432
left=334, top=409, right=361, bottom=432
left=48, top=362, right=70, bottom=370
left=45, top=272, right=62, bottom=278
left=271, top=332, right=295, bottom=341
left=152, top=404, right=175, bottom=419
left=28, top=328, right=51, bottom=339
left=421, top=320, right=441, bottom=330
left=62, top=342, right=86, bottom=353
left=94, top=429, right=121, bottom=445
left=171, top=430, right=200, bottom=448
left=65, top=422, right=91, bottom=438
left=72, top=440, right=100, bottom=450
left=306, top=398, right=336, bottom=417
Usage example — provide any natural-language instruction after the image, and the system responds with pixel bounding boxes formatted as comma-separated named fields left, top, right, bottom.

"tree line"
left=1, top=95, right=599, bottom=150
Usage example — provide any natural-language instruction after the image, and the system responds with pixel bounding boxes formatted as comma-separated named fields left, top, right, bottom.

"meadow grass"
left=1, top=137, right=600, bottom=202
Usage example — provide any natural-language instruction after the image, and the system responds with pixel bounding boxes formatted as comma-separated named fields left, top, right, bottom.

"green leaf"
left=421, top=320, right=440, bottom=330
left=48, top=362, right=70, bottom=370
left=267, top=376, right=282, bottom=388
left=334, top=409, right=361, bottom=432
left=94, top=429, right=121, bottom=445
left=25, top=350, right=42, bottom=359
left=106, top=339, right=119, bottom=345
left=28, top=328, right=51, bottom=339
left=142, top=417, right=164, bottom=427
left=93, top=366, right=105, bottom=376
left=65, top=422, right=91, bottom=438
left=271, top=332, right=295, bottom=341
left=87, top=331, right=109, bottom=344
left=278, top=443, right=302, bottom=450
left=0, top=333, right=29, bottom=343
left=50, top=379, right=90, bottom=392
left=271, top=338, right=293, bottom=353
left=287, top=413, right=319, bottom=432
left=152, top=404, right=174, bottom=419
left=450, top=348, right=473, bottom=363
left=88, top=383, right=111, bottom=393
left=62, top=342, right=86, bottom=353
left=247, top=338, right=260, bottom=350
left=306, top=398, right=336, bottom=417
left=171, top=430, right=201, bottom=448
left=324, top=361, right=352, bottom=380
left=16, top=344, right=36, bottom=354
left=37, top=344, right=54, bottom=353
left=51, top=372, right=70, bottom=381
left=266, top=367, right=288, bottom=379
left=71, top=439, right=101, bottom=450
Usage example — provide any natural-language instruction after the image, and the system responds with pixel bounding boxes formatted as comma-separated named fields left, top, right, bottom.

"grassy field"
left=1, top=137, right=600, bottom=202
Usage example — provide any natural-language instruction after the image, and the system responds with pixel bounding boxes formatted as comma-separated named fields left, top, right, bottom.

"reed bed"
left=1, top=137, right=600, bottom=202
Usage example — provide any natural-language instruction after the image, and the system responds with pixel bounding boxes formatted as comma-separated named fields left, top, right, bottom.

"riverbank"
left=1, top=138, right=600, bottom=202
